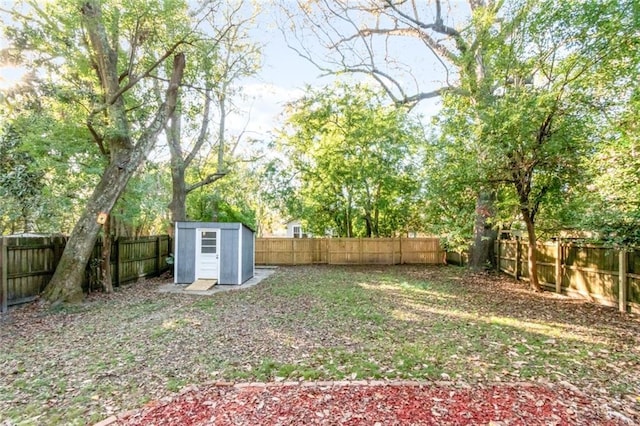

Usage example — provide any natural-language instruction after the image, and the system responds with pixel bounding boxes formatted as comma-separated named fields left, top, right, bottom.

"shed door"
left=196, top=229, right=219, bottom=280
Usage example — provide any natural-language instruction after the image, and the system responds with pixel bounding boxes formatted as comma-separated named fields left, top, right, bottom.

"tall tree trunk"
left=522, top=210, right=542, bottom=292
left=166, top=106, right=188, bottom=236
left=168, top=162, right=187, bottom=226
left=42, top=52, right=185, bottom=305
left=364, top=212, right=372, bottom=237
left=22, top=207, right=29, bottom=233
left=469, top=190, right=497, bottom=270
left=43, top=161, right=139, bottom=303
left=345, top=193, right=353, bottom=237
left=373, top=206, right=380, bottom=237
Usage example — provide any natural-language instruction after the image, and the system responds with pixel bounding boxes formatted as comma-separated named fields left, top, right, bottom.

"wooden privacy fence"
left=0, top=235, right=171, bottom=312
left=446, top=251, right=469, bottom=266
left=497, top=239, right=640, bottom=313
left=255, top=237, right=444, bottom=266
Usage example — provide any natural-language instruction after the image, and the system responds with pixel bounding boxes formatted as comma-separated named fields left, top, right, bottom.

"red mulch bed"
left=110, top=382, right=628, bottom=425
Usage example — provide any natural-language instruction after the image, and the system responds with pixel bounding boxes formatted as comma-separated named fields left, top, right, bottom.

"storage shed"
left=174, top=222, right=254, bottom=285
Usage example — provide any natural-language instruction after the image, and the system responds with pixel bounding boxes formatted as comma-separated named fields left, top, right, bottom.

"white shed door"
left=196, top=229, right=219, bottom=280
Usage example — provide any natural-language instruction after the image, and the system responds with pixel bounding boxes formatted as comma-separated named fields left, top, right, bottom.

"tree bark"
left=522, top=210, right=542, bottom=292
left=42, top=47, right=185, bottom=304
left=43, top=161, right=138, bottom=303
left=469, top=190, right=497, bottom=270
left=168, top=158, right=187, bottom=226
left=166, top=106, right=188, bottom=233
left=364, top=212, right=373, bottom=237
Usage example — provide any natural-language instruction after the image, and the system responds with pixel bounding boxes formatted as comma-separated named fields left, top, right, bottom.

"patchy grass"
left=1, top=265, right=639, bottom=424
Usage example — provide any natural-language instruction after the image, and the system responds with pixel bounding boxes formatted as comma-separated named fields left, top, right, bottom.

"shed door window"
left=293, top=226, right=301, bottom=238
left=201, top=231, right=217, bottom=254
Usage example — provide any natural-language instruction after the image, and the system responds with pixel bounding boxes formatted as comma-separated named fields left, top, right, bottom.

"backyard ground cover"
left=1, top=265, right=639, bottom=425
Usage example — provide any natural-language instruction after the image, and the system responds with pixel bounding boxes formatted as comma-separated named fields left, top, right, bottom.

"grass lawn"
left=1, top=265, right=639, bottom=424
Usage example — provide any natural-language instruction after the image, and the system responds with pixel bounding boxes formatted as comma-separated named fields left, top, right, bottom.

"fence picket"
left=1, top=238, right=7, bottom=314
left=497, top=239, right=636, bottom=313
left=620, top=250, right=628, bottom=313
left=1, top=235, right=171, bottom=308
left=555, top=241, right=562, bottom=293
left=255, top=237, right=442, bottom=266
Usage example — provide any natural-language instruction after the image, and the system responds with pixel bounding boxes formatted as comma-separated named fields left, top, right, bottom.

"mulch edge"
left=93, top=379, right=592, bottom=426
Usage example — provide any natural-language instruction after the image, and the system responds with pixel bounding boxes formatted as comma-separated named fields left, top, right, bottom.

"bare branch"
left=184, top=88, right=213, bottom=168
left=383, top=0, right=466, bottom=57
left=186, top=173, right=227, bottom=193
left=86, top=118, right=107, bottom=155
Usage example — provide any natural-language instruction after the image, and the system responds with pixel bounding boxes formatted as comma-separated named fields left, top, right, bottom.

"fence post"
left=619, top=249, right=628, bottom=313
left=359, top=238, right=364, bottom=264
left=1, top=237, right=7, bottom=314
left=291, top=238, right=296, bottom=265
left=515, top=238, right=521, bottom=280
left=155, top=236, right=161, bottom=276
left=391, top=238, right=396, bottom=265
left=53, top=237, right=63, bottom=267
left=115, top=238, right=121, bottom=287
left=496, top=238, right=501, bottom=272
left=555, top=240, right=562, bottom=293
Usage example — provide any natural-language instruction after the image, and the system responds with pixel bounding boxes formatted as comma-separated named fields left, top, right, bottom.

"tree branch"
left=184, top=88, right=213, bottom=168
left=186, top=172, right=227, bottom=193
left=86, top=118, right=107, bottom=156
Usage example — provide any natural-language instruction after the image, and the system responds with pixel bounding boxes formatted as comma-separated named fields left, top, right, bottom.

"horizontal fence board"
left=1, top=236, right=64, bottom=306
left=256, top=237, right=442, bottom=266
left=496, top=239, right=639, bottom=313
left=1, top=235, right=172, bottom=307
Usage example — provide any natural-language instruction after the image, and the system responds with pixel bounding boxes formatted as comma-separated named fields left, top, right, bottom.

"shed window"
left=201, top=231, right=217, bottom=254
left=293, top=226, right=301, bottom=238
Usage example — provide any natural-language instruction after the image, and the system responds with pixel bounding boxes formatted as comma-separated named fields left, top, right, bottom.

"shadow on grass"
left=232, top=265, right=639, bottom=396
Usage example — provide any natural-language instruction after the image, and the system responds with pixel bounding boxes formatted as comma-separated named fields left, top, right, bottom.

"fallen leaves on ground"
left=117, top=382, right=628, bottom=425
left=2, top=266, right=640, bottom=425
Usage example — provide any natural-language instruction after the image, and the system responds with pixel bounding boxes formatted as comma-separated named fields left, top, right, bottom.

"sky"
left=224, top=7, right=331, bottom=141
left=224, top=1, right=447, bottom=144
left=0, top=0, right=447, bottom=143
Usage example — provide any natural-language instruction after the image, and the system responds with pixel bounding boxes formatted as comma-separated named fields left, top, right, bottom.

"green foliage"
left=575, top=89, right=640, bottom=245
left=274, top=83, right=426, bottom=237
left=424, top=0, right=640, bottom=249
left=0, top=125, right=43, bottom=232
left=186, top=159, right=259, bottom=229
left=112, top=164, right=172, bottom=236
left=0, top=0, right=208, bottom=235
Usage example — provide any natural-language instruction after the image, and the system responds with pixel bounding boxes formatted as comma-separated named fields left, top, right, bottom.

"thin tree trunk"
left=374, top=209, right=379, bottom=237
left=522, top=211, right=542, bottom=292
left=22, top=207, right=29, bottom=233
left=364, top=212, right=372, bottom=237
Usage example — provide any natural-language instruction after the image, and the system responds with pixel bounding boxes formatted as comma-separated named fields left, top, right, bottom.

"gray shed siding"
left=219, top=228, right=239, bottom=284
left=176, top=227, right=196, bottom=284
left=174, top=222, right=254, bottom=285
left=241, top=226, right=254, bottom=283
